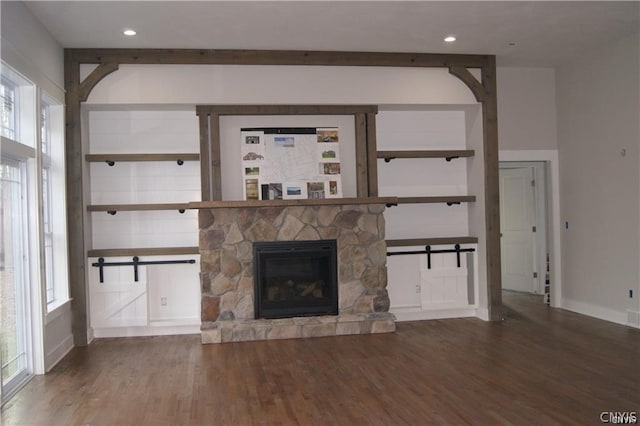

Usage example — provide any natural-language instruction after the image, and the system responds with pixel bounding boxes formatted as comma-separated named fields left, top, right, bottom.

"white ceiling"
left=23, top=1, right=640, bottom=67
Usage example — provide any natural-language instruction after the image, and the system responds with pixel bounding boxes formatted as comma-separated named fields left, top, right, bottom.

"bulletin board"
left=240, top=127, right=343, bottom=200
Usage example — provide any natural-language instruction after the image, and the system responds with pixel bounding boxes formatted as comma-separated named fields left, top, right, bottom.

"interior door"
left=499, top=167, right=536, bottom=293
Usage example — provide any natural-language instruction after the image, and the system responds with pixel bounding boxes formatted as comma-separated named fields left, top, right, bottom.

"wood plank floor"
left=3, top=292, right=639, bottom=425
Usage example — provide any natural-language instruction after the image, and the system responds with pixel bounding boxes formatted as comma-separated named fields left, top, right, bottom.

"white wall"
left=496, top=67, right=562, bottom=311
left=1, top=1, right=72, bottom=373
left=0, top=1, right=64, bottom=93
left=497, top=67, right=558, bottom=151
left=556, top=33, right=640, bottom=325
left=86, top=65, right=477, bottom=105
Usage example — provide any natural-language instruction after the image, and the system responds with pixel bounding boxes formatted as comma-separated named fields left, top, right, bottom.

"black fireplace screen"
left=254, top=240, right=338, bottom=319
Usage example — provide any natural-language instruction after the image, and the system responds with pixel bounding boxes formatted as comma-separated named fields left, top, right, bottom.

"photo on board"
left=316, top=128, right=339, bottom=143
left=307, top=182, right=325, bottom=199
left=245, top=179, right=259, bottom=200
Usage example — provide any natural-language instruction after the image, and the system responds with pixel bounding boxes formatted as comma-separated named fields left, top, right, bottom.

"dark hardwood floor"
left=3, top=292, right=639, bottom=425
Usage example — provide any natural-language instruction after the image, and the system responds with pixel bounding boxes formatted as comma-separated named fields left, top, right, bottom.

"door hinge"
left=533, top=272, right=538, bottom=278
left=532, top=226, right=537, bottom=232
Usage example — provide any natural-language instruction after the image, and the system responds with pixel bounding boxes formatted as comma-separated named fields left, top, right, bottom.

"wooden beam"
left=196, top=112, right=212, bottom=201
left=209, top=114, right=222, bottom=201
left=78, top=63, right=119, bottom=102
left=448, top=66, right=487, bottom=102
left=480, top=57, right=503, bottom=321
left=354, top=113, right=369, bottom=197
left=197, top=104, right=377, bottom=116
left=366, top=113, right=379, bottom=197
left=67, top=48, right=491, bottom=69
left=64, top=50, right=88, bottom=346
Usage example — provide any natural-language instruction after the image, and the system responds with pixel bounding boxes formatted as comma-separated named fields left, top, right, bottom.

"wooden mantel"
left=188, top=197, right=398, bottom=210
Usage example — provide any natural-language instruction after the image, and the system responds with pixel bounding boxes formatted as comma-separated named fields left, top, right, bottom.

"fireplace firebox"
left=253, top=240, right=338, bottom=319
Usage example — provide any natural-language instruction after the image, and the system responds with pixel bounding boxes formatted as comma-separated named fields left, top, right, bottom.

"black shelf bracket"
left=386, top=203, right=398, bottom=208
left=178, top=209, right=186, bottom=214
left=445, top=156, right=460, bottom=162
left=387, top=244, right=475, bottom=269
left=106, top=160, right=115, bottom=166
left=383, top=157, right=396, bottom=163
left=177, top=159, right=184, bottom=166
left=446, top=202, right=461, bottom=206
left=107, top=210, right=117, bottom=215
left=91, top=256, right=196, bottom=283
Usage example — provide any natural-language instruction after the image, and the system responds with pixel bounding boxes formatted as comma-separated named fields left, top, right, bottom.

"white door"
left=499, top=167, right=536, bottom=293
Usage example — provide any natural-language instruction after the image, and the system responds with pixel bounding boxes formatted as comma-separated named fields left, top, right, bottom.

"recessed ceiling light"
left=444, top=35, right=457, bottom=43
left=123, top=29, right=137, bottom=36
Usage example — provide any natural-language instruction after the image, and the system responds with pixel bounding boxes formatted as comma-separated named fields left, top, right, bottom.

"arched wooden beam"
left=63, top=48, right=504, bottom=346
left=78, top=62, right=119, bottom=102
left=448, top=66, right=487, bottom=103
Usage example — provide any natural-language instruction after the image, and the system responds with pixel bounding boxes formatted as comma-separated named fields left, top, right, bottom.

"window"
left=40, top=97, right=50, bottom=155
left=1, top=78, right=17, bottom=140
left=38, top=91, right=67, bottom=311
left=41, top=99, right=55, bottom=305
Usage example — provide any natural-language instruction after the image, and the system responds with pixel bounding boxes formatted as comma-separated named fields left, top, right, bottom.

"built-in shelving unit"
left=376, top=109, right=482, bottom=321
left=84, top=109, right=202, bottom=337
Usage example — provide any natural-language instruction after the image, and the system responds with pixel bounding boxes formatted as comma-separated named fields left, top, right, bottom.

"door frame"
left=499, top=150, right=562, bottom=308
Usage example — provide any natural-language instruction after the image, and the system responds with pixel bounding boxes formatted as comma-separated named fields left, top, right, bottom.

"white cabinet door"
left=419, top=252, right=470, bottom=309
left=89, top=259, right=148, bottom=328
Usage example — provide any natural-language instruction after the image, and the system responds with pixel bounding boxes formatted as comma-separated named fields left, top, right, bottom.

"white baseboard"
left=475, top=307, right=490, bottom=321
left=562, top=298, right=628, bottom=326
left=627, top=310, right=640, bottom=329
left=391, top=306, right=478, bottom=322
left=93, top=323, right=200, bottom=338
left=45, top=334, right=74, bottom=372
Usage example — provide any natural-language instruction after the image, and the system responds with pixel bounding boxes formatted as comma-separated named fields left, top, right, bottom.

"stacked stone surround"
left=197, top=202, right=396, bottom=344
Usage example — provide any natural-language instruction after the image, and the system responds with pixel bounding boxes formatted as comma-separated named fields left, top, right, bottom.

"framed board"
left=240, top=127, right=343, bottom=200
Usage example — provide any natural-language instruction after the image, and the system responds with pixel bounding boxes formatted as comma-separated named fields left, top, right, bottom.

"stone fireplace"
left=194, top=198, right=396, bottom=344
